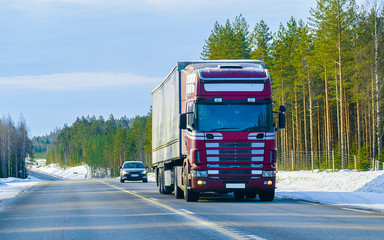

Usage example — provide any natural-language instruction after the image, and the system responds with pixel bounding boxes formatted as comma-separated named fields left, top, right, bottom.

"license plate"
left=131, top=174, right=139, bottom=177
left=226, top=183, right=245, bottom=189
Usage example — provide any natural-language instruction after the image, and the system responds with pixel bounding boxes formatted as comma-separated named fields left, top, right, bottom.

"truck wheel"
left=142, top=179, right=147, bottom=183
left=234, top=192, right=245, bottom=199
left=120, top=178, right=124, bottom=183
left=174, top=167, right=183, bottom=199
left=159, top=168, right=173, bottom=194
left=245, top=192, right=257, bottom=199
left=259, top=190, right=275, bottom=201
left=183, top=165, right=199, bottom=202
left=158, top=169, right=164, bottom=194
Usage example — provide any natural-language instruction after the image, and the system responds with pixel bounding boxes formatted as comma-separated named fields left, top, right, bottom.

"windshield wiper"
left=243, top=126, right=258, bottom=131
left=209, top=127, right=241, bottom=132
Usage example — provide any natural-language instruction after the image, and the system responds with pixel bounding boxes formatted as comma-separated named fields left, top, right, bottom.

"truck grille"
left=205, top=141, right=265, bottom=179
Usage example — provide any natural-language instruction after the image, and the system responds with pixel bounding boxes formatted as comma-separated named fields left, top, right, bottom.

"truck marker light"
left=247, top=97, right=256, bottom=102
left=263, top=180, right=273, bottom=185
left=197, top=180, right=206, bottom=185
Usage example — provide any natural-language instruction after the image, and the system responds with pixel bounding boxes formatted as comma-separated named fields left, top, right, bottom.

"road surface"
left=0, top=179, right=383, bottom=240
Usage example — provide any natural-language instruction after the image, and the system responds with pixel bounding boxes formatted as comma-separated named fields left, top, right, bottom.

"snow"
left=32, top=164, right=89, bottom=180
left=0, top=176, right=42, bottom=201
left=1, top=165, right=384, bottom=213
left=276, top=170, right=384, bottom=212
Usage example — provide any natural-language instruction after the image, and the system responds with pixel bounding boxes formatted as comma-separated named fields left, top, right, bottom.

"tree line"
left=0, top=116, right=32, bottom=178
left=46, top=114, right=151, bottom=177
left=202, top=0, right=384, bottom=170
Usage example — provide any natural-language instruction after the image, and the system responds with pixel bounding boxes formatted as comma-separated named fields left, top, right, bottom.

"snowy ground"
left=276, top=170, right=384, bottom=212
left=1, top=164, right=384, bottom=213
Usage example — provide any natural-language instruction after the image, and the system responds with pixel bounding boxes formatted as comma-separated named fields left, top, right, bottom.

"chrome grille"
left=205, top=141, right=265, bottom=179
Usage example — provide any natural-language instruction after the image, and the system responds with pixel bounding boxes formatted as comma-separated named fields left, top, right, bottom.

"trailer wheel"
left=159, top=168, right=173, bottom=194
left=183, top=165, right=199, bottom=202
left=158, top=169, right=164, bottom=194
left=259, top=190, right=275, bottom=201
left=174, top=167, right=183, bottom=199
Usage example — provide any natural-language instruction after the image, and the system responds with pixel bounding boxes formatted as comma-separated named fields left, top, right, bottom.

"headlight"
left=262, top=171, right=275, bottom=177
left=192, top=170, right=208, bottom=178
left=142, top=170, right=147, bottom=174
left=122, top=170, right=127, bottom=175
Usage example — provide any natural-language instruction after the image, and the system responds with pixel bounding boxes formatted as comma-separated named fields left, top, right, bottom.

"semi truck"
left=152, top=60, right=286, bottom=202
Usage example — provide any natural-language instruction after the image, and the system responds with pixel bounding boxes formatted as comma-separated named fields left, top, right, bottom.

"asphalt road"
left=0, top=179, right=383, bottom=240
left=28, top=170, right=64, bottom=181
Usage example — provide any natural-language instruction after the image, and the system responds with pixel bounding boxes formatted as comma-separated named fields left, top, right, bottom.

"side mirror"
left=279, top=105, right=286, bottom=112
left=279, top=112, right=286, bottom=129
left=179, top=113, right=187, bottom=129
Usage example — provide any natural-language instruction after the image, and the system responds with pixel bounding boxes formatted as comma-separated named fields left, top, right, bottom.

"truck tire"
left=259, top=190, right=275, bottom=201
left=159, top=168, right=173, bottom=194
left=158, top=169, right=164, bottom=194
left=183, top=165, right=199, bottom=202
left=174, top=167, right=183, bottom=199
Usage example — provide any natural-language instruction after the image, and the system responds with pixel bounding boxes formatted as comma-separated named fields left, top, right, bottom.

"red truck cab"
left=177, top=62, right=286, bottom=201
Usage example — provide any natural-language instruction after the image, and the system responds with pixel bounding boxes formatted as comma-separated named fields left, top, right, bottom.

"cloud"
left=0, top=72, right=161, bottom=91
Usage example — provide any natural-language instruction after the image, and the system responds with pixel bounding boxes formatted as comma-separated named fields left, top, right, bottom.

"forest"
left=0, top=116, right=32, bottom=178
left=7, top=0, right=384, bottom=178
left=202, top=0, right=384, bottom=170
left=44, top=114, right=151, bottom=177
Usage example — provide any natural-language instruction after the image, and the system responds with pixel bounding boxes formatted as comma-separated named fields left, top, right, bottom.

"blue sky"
left=0, top=0, right=318, bottom=137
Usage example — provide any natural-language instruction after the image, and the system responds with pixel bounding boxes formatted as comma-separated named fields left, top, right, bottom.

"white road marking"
left=179, top=209, right=195, bottom=215
left=149, top=198, right=158, bottom=201
left=341, top=208, right=373, bottom=214
left=245, top=235, right=267, bottom=240
left=298, top=201, right=319, bottom=206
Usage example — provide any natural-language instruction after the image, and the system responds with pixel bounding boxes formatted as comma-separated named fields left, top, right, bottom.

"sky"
left=0, top=0, right=321, bottom=137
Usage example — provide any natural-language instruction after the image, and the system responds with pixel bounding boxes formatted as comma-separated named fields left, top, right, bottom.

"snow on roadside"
left=276, top=170, right=384, bottom=212
left=32, top=164, right=89, bottom=180
left=0, top=176, right=42, bottom=201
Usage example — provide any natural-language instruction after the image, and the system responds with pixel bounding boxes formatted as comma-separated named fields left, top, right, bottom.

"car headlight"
left=192, top=170, right=208, bottom=178
left=262, top=170, right=275, bottom=177
left=142, top=170, right=147, bottom=174
left=122, top=170, right=127, bottom=175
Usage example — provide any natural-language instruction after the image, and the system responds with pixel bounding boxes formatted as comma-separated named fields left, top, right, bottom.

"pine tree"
left=201, top=15, right=251, bottom=60
left=250, top=20, right=272, bottom=65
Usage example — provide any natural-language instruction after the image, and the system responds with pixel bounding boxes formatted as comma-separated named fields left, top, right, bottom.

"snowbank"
left=276, top=170, right=384, bottom=212
left=33, top=164, right=89, bottom=180
left=0, top=176, right=42, bottom=201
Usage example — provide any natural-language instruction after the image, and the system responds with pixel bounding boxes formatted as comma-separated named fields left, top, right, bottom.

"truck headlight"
left=122, top=170, right=127, bottom=175
left=262, top=170, right=275, bottom=177
left=192, top=170, right=208, bottom=178
left=142, top=170, right=147, bottom=174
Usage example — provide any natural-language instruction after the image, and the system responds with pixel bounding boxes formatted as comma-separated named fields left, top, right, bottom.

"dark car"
left=120, top=161, right=148, bottom=183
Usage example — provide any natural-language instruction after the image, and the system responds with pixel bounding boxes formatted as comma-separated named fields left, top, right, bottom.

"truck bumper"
left=190, top=177, right=275, bottom=193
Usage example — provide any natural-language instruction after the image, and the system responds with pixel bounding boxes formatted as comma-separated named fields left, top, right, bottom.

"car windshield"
left=196, top=103, right=272, bottom=132
left=123, top=162, right=145, bottom=168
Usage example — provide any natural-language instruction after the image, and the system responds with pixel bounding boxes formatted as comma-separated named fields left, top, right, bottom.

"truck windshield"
left=196, top=104, right=272, bottom=132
